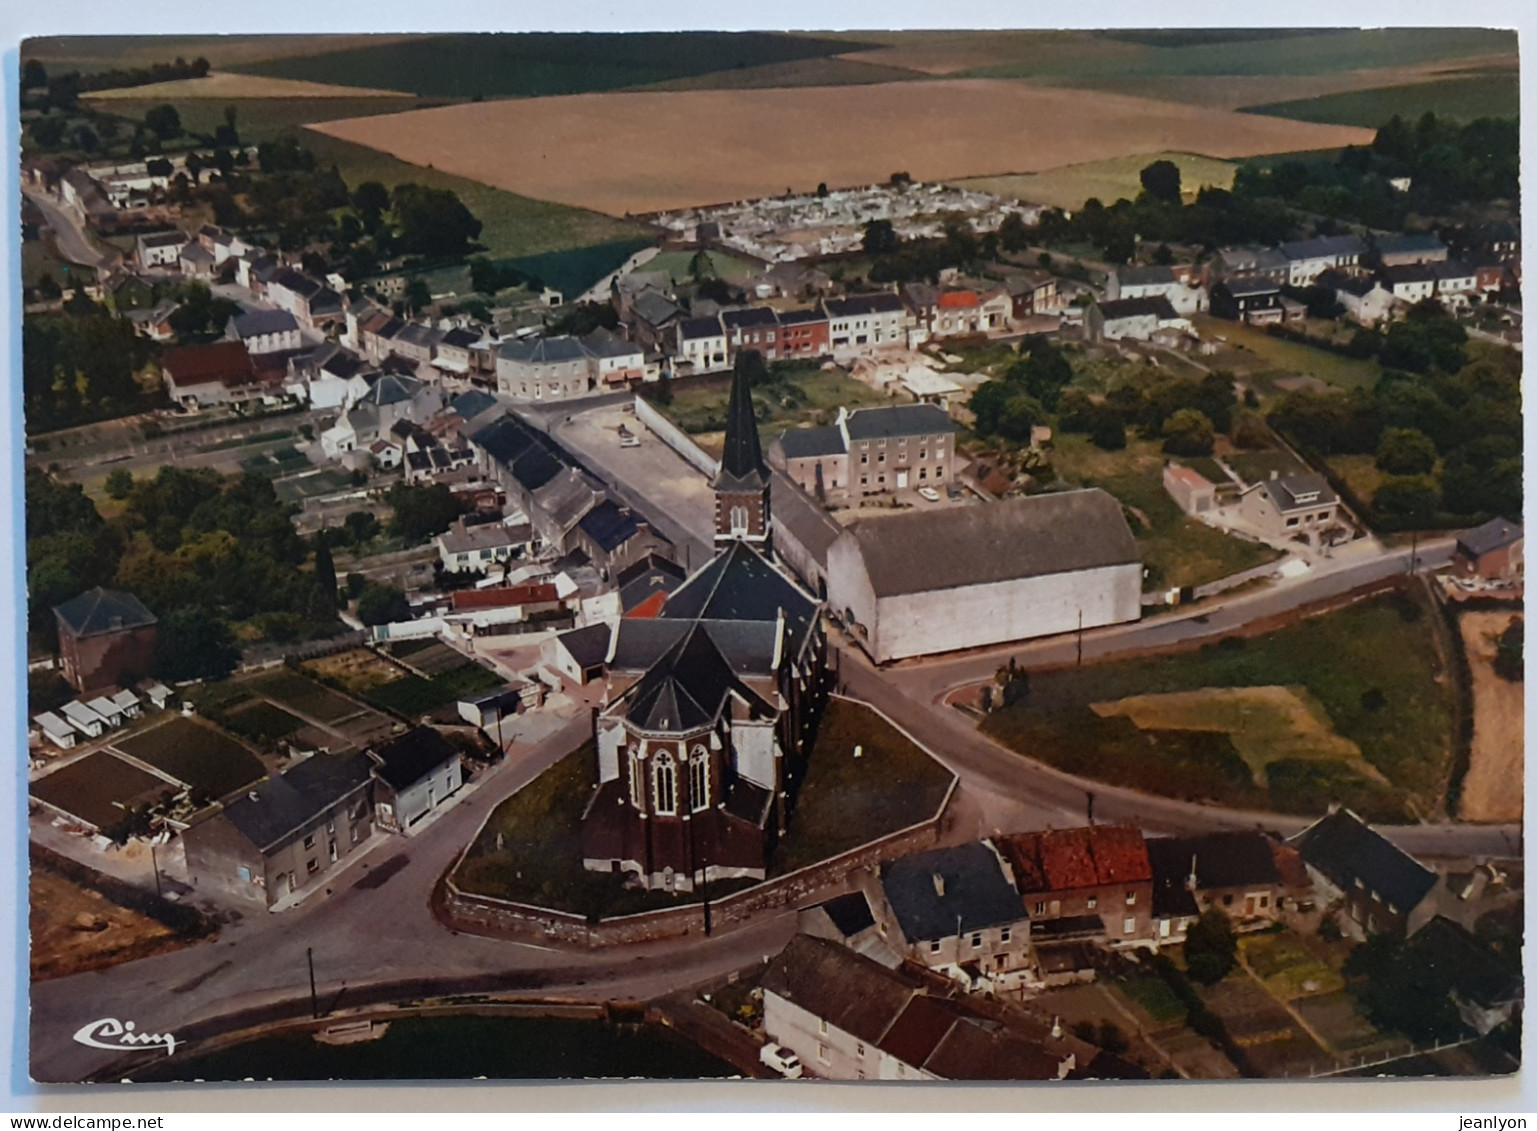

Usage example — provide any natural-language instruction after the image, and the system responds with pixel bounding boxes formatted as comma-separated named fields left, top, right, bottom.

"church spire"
left=717, top=356, right=766, bottom=488
left=712, top=353, right=771, bottom=550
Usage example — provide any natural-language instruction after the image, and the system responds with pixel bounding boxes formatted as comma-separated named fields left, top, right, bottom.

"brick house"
left=1146, top=832, right=1310, bottom=943
left=776, top=307, right=831, bottom=359
left=53, top=587, right=158, bottom=694
left=721, top=306, right=781, bottom=361
left=995, top=825, right=1156, bottom=949
left=1453, top=517, right=1523, bottom=580
left=1290, top=807, right=1439, bottom=938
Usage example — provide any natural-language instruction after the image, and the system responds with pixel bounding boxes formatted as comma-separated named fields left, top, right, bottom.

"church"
left=581, top=362, right=828, bottom=892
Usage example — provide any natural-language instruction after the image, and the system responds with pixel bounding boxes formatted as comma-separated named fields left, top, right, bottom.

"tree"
left=22, top=59, right=47, bottom=90
left=357, top=583, right=411, bottom=627
left=104, top=469, right=134, bottom=500
left=352, top=179, right=390, bottom=231
left=862, top=218, right=899, bottom=256
left=1375, top=427, right=1437, bottom=476
left=1161, top=409, right=1215, bottom=457
left=1494, top=617, right=1523, bottom=682
left=888, top=171, right=911, bottom=187
left=403, top=278, right=432, bottom=314
left=734, top=348, right=770, bottom=390
left=153, top=606, right=239, bottom=682
left=999, top=211, right=1029, bottom=254
left=385, top=483, right=464, bottom=542
left=342, top=510, right=381, bottom=546
left=1230, top=411, right=1271, bottom=450
left=1151, top=242, right=1175, bottom=266
left=1140, top=159, right=1183, bottom=205
left=1183, top=909, right=1237, bottom=984
left=1373, top=474, right=1441, bottom=522
left=72, top=125, right=99, bottom=153
left=815, top=182, right=828, bottom=198
left=143, top=103, right=181, bottom=141
left=392, top=184, right=482, bottom=257
left=312, top=532, right=337, bottom=614
left=29, top=116, right=65, bottom=148
left=1090, top=409, right=1127, bottom=451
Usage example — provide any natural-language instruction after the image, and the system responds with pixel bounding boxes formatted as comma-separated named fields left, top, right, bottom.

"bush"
left=357, top=583, right=411, bottom=627
left=1162, top=408, right=1216, bottom=457
left=1494, top=616, right=1523, bottom=682
left=1375, top=427, right=1438, bottom=476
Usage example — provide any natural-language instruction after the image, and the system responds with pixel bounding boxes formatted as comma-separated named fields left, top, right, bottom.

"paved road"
left=24, top=187, right=111, bottom=270
left=29, top=713, right=798, bottom=1083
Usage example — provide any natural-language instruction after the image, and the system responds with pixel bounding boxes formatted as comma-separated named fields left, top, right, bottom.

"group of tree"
left=384, top=482, right=470, bottom=542
left=26, top=466, right=344, bottom=681
left=967, top=336, right=1075, bottom=444
left=1056, top=371, right=1238, bottom=459
left=1267, top=309, right=1520, bottom=524
left=862, top=218, right=995, bottom=284
left=23, top=307, right=161, bottom=432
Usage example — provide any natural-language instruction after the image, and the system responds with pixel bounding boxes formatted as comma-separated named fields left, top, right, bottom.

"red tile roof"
left=626, top=590, right=668, bottom=619
left=450, top=583, right=559, bottom=610
left=161, top=341, right=257, bottom=388
left=937, top=290, right=980, bottom=309
left=1165, top=464, right=1213, bottom=490
left=997, top=826, right=1152, bottom=894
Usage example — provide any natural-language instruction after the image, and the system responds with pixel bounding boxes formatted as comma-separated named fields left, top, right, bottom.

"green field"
left=86, top=95, right=424, bottom=143
left=645, top=249, right=758, bottom=284
left=1247, top=71, right=1520, bottom=127
left=115, top=717, right=267, bottom=800
left=1051, top=435, right=1281, bottom=592
left=962, top=28, right=1516, bottom=82
left=249, top=671, right=363, bottom=722
left=980, top=587, right=1454, bottom=821
left=960, top=152, right=1237, bottom=211
left=232, top=32, right=865, bottom=100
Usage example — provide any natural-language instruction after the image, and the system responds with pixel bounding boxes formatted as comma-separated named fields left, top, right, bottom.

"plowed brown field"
left=309, top=79, right=1375, bottom=216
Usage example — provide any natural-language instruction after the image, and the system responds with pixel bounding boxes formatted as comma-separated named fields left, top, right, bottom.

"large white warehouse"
left=825, top=488, right=1142, bottom=663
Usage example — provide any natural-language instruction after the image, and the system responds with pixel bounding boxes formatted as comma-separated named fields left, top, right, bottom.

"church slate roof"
left=660, top=540, right=818, bottom=651
left=54, top=588, right=157, bottom=637
left=623, top=623, right=772, bottom=733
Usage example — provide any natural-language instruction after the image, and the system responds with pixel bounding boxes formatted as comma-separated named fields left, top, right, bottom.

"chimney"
left=1050, top=1016, right=1062, bottom=1039
left=931, top=873, right=946, bottom=898
left=1186, top=853, right=1199, bottom=892
left=1270, top=469, right=1279, bottom=480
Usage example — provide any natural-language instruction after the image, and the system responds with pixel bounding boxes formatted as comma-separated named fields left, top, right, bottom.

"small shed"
left=33, top=711, right=77, bottom=749
left=60, top=700, right=107, bottom=738
left=110, top=688, right=142, bottom=720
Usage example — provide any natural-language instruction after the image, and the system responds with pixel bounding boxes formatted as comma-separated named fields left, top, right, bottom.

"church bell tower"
left=712, top=358, right=771, bottom=551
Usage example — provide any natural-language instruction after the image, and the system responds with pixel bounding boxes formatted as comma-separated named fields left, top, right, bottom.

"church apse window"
left=628, top=749, right=644, bottom=809
left=689, top=746, right=710, bottom=811
left=653, top=752, right=677, bottom=815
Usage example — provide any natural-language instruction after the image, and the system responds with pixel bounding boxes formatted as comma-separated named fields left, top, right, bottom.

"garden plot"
left=30, top=752, right=179, bottom=831
left=114, top=717, right=268, bottom=800
left=1092, top=686, right=1382, bottom=788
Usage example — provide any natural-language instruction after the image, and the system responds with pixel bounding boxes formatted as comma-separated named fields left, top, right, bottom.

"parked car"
left=617, top=425, right=640, bottom=448
left=917, top=486, right=941, bottom=502
left=759, top=1043, right=803, bottom=1078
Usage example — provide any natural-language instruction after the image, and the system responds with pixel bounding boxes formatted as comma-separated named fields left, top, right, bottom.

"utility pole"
left=1086, top=791, right=1096, bottom=826
left=307, top=947, right=319, bottom=1020
left=149, top=843, right=163, bottom=899
left=1076, top=610, right=1084, bottom=667
left=1408, top=529, right=1419, bottom=577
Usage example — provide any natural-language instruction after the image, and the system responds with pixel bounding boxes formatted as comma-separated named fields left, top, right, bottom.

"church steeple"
left=712, top=354, right=771, bottom=550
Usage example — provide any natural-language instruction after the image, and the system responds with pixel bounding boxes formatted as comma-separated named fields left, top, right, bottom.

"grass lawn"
left=220, top=701, right=306, bottom=747
left=1241, top=930, right=1344, bottom=1001
left=115, top=717, right=268, bottom=801
left=772, top=697, right=955, bottom=876
left=361, top=662, right=505, bottom=718
left=659, top=366, right=891, bottom=438
left=22, top=236, right=77, bottom=287
left=1246, top=70, right=1519, bottom=127
left=1194, top=315, right=1379, bottom=393
left=1324, top=453, right=1385, bottom=506
left=1117, top=973, right=1187, bottom=1025
left=1051, top=434, right=1281, bottom=591
left=247, top=670, right=368, bottom=725
left=980, top=586, right=1453, bottom=821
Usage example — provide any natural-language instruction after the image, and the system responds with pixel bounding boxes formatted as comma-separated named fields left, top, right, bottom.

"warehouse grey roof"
left=229, top=309, right=298, bottom=339
left=1097, top=296, right=1178, bottom=322
left=843, top=488, right=1138, bottom=598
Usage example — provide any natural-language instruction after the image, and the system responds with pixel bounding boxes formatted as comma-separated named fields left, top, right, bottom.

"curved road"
left=23, top=187, right=112, bottom=270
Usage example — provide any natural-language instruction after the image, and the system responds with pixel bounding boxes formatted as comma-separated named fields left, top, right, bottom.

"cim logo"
left=72, top=1018, right=178, bottom=1057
